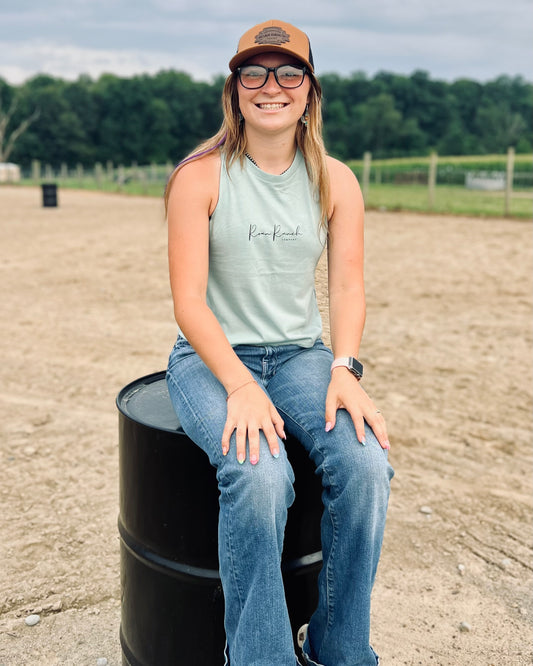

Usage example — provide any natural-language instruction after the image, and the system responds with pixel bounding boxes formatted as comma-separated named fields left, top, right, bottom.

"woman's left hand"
left=324, top=368, right=390, bottom=449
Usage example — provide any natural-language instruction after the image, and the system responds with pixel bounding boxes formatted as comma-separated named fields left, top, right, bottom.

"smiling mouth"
left=256, top=103, right=288, bottom=110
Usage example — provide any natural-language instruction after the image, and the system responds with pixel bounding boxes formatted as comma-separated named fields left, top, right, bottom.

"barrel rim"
left=116, top=370, right=182, bottom=434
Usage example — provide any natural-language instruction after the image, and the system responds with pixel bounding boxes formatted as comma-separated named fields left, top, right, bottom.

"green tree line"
left=1, top=69, right=531, bottom=168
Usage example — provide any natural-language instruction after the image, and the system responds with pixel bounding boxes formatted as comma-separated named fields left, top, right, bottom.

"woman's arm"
left=167, top=154, right=247, bottom=389
left=324, top=156, right=390, bottom=449
left=167, top=154, right=285, bottom=462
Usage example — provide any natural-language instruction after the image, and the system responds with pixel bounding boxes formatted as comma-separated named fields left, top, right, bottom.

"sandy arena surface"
left=0, top=186, right=531, bottom=665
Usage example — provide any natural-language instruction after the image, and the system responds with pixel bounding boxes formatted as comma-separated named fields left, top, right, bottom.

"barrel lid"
left=116, top=371, right=182, bottom=433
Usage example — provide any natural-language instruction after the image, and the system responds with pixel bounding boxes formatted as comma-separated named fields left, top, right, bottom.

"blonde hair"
left=164, top=71, right=330, bottom=226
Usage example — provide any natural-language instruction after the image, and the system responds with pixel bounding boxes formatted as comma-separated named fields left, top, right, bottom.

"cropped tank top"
left=205, top=149, right=326, bottom=347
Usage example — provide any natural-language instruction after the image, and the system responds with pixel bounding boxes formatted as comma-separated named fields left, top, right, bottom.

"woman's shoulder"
left=326, top=155, right=361, bottom=198
left=325, top=155, right=363, bottom=222
left=177, top=149, right=221, bottom=182
left=326, top=154, right=357, bottom=182
left=167, top=150, right=221, bottom=215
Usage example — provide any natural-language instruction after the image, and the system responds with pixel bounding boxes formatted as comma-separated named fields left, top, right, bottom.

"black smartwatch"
left=330, top=356, right=364, bottom=380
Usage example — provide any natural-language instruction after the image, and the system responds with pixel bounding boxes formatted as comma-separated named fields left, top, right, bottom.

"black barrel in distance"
left=117, top=371, right=323, bottom=666
left=41, top=183, right=58, bottom=207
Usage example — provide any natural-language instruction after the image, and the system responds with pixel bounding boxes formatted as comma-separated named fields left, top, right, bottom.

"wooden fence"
left=16, top=148, right=532, bottom=219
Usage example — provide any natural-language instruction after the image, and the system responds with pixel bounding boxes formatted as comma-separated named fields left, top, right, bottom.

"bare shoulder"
left=326, top=155, right=363, bottom=220
left=181, top=149, right=221, bottom=177
left=167, top=150, right=221, bottom=215
left=326, top=155, right=357, bottom=186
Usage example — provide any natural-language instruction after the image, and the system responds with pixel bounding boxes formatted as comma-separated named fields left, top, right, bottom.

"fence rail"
left=24, top=160, right=175, bottom=195
left=3, top=150, right=532, bottom=219
left=352, top=148, right=531, bottom=218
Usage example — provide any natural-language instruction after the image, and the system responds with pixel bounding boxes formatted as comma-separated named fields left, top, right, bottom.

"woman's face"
left=237, top=52, right=311, bottom=135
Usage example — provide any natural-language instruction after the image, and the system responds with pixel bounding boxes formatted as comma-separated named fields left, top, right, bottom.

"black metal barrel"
left=41, top=183, right=58, bottom=207
left=117, top=371, right=323, bottom=666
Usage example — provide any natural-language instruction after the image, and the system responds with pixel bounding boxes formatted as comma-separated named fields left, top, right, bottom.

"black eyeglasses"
left=237, top=64, right=308, bottom=89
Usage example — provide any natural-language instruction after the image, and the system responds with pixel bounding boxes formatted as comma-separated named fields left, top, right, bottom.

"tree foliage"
left=0, top=81, right=39, bottom=162
left=1, top=69, right=531, bottom=168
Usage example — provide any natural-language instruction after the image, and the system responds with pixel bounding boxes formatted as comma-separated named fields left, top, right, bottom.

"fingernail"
left=383, top=440, right=391, bottom=450
left=250, top=454, right=258, bottom=465
left=325, top=422, right=333, bottom=432
left=360, top=438, right=366, bottom=446
left=238, top=454, right=245, bottom=464
left=272, top=449, right=280, bottom=459
left=281, top=430, right=287, bottom=440
left=222, top=447, right=228, bottom=456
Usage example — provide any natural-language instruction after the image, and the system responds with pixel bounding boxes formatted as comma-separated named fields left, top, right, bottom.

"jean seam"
left=275, top=409, right=340, bottom=648
left=166, top=370, right=247, bottom=622
left=314, top=439, right=339, bottom=646
left=166, top=371, right=223, bottom=464
left=224, top=478, right=246, bottom=638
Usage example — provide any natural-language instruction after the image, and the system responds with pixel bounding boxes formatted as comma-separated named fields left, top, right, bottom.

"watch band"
left=330, top=356, right=364, bottom=380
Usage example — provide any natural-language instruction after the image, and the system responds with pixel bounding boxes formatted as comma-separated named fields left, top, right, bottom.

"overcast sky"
left=0, top=0, right=531, bottom=85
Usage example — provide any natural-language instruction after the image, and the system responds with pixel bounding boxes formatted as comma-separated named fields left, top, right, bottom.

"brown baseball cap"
left=229, top=20, right=314, bottom=72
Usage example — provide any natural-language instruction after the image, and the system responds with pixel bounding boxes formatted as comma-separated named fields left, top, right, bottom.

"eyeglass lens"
left=238, top=65, right=306, bottom=89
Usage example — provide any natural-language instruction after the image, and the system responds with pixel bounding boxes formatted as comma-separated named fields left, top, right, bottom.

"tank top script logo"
left=248, top=224, right=303, bottom=242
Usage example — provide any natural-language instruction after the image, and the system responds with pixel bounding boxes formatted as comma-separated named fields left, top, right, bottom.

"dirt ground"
left=0, top=186, right=531, bottom=666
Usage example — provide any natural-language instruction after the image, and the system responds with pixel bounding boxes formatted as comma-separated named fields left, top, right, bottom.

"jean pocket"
left=172, top=335, right=190, bottom=350
left=167, top=336, right=195, bottom=372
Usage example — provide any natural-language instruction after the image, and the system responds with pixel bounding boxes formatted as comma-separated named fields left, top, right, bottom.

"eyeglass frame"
left=236, top=64, right=309, bottom=90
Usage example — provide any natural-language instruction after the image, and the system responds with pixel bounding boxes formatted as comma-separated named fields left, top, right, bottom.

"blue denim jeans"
left=166, top=337, right=393, bottom=666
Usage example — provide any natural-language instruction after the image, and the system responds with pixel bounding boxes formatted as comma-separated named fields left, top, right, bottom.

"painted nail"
left=325, top=422, right=333, bottom=432
left=222, top=447, right=228, bottom=456
left=250, top=454, right=258, bottom=465
left=383, top=440, right=391, bottom=450
left=238, top=454, right=245, bottom=465
left=360, top=438, right=367, bottom=446
left=272, top=449, right=280, bottom=459
left=281, top=430, right=287, bottom=440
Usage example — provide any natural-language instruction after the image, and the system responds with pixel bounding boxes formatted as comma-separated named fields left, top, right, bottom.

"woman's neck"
left=244, top=130, right=297, bottom=175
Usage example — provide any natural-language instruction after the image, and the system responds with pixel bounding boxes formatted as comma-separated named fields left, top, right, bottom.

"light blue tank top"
left=205, top=149, right=326, bottom=347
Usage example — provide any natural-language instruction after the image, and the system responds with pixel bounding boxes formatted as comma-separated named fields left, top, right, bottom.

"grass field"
left=6, top=152, right=533, bottom=220
left=363, top=183, right=532, bottom=219
left=7, top=178, right=532, bottom=220
left=347, top=152, right=533, bottom=177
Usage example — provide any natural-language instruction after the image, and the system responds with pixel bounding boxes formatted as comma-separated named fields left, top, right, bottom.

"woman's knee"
left=321, top=420, right=393, bottom=498
left=219, top=441, right=296, bottom=520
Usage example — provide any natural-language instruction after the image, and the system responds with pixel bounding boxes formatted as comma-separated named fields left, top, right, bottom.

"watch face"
left=331, top=356, right=363, bottom=378
left=348, top=358, right=363, bottom=378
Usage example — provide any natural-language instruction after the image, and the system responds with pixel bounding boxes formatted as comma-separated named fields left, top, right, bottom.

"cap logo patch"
left=254, top=27, right=290, bottom=46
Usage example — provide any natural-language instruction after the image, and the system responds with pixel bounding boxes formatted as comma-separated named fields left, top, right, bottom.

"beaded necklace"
left=245, top=153, right=291, bottom=175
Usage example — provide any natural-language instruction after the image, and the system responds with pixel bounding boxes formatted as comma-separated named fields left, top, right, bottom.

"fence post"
left=32, top=160, right=41, bottom=181
left=428, top=151, right=438, bottom=209
left=95, top=162, right=103, bottom=187
left=505, top=147, right=515, bottom=217
left=165, top=162, right=174, bottom=185
left=118, top=165, right=125, bottom=191
left=362, top=151, right=372, bottom=200
left=138, top=168, right=148, bottom=194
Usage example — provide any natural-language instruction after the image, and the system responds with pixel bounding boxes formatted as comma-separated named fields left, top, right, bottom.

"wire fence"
left=2, top=150, right=532, bottom=219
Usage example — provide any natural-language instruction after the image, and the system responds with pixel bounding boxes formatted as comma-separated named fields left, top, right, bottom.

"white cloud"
left=0, top=41, right=214, bottom=84
left=0, top=0, right=531, bottom=84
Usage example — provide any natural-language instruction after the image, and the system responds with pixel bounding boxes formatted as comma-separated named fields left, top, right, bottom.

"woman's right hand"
left=221, top=381, right=286, bottom=465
